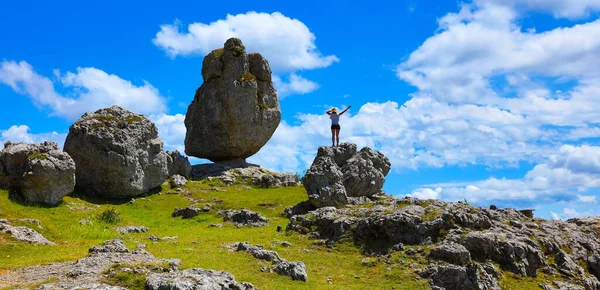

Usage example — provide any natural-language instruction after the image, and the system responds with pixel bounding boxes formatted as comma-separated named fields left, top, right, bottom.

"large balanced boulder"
left=64, top=106, right=169, bottom=198
left=184, top=38, right=281, bottom=162
left=0, top=141, right=75, bottom=205
left=303, top=143, right=391, bottom=207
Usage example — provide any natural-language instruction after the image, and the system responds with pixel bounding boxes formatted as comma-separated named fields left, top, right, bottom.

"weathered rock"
left=146, top=268, right=255, bottom=290
left=236, top=242, right=281, bottom=262
left=424, top=263, right=500, bottom=290
left=190, top=161, right=299, bottom=187
left=0, top=141, right=75, bottom=205
left=172, top=206, right=202, bottom=219
left=428, top=243, right=471, bottom=266
left=115, top=226, right=149, bottom=234
left=0, top=221, right=54, bottom=245
left=64, top=106, right=169, bottom=198
left=274, top=260, right=308, bottom=282
left=170, top=174, right=188, bottom=188
left=185, top=38, right=281, bottom=162
left=167, top=150, right=192, bottom=178
left=303, top=156, right=348, bottom=207
left=221, top=209, right=269, bottom=227
left=303, top=143, right=391, bottom=208
left=88, top=239, right=129, bottom=254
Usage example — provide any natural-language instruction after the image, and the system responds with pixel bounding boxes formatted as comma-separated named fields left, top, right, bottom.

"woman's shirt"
left=330, top=113, right=340, bottom=125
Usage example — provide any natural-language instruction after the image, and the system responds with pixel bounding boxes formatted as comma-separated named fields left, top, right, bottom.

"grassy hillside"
left=0, top=180, right=430, bottom=289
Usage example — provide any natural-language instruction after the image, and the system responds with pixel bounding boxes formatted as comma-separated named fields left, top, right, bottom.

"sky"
left=1, top=0, right=600, bottom=220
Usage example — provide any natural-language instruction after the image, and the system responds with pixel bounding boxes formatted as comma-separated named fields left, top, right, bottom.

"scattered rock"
left=64, top=106, right=169, bottom=198
left=0, top=220, right=54, bottom=245
left=115, top=226, right=149, bottom=234
left=0, top=141, right=75, bottom=205
left=172, top=206, right=202, bottom=219
left=428, top=243, right=471, bottom=266
left=209, top=223, right=223, bottom=228
left=79, top=219, right=93, bottom=225
left=146, top=268, right=255, bottom=290
left=170, top=174, right=187, bottom=188
left=221, top=209, right=269, bottom=227
left=184, top=37, right=281, bottom=162
left=167, top=150, right=192, bottom=178
left=233, top=242, right=308, bottom=282
left=274, top=260, right=308, bottom=282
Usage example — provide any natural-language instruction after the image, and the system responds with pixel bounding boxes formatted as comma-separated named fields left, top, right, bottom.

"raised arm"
left=326, top=109, right=332, bottom=115
left=339, top=105, right=352, bottom=115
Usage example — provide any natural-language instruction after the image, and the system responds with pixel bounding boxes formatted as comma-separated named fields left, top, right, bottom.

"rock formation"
left=184, top=38, right=281, bottom=162
left=286, top=197, right=600, bottom=289
left=303, top=143, right=391, bottom=207
left=233, top=242, right=308, bottom=282
left=0, top=141, right=75, bottom=205
left=64, top=106, right=169, bottom=198
left=190, top=161, right=300, bottom=188
left=167, top=150, right=191, bottom=178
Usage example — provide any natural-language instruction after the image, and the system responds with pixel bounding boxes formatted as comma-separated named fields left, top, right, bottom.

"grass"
left=238, top=71, right=256, bottom=82
left=0, top=181, right=429, bottom=289
left=27, top=152, right=47, bottom=161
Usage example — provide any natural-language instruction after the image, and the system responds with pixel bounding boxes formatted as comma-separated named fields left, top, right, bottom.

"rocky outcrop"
left=286, top=196, right=600, bottom=289
left=184, top=38, right=281, bottom=162
left=0, top=141, right=75, bottom=205
left=190, top=161, right=300, bottom=187
left=170, top=174, right=187, bottom=188
left=233, top=242, right=308, bottom=282
left=146, top=268, right=255, bottom=290
left=221, top=209, right=269, bottom=227
left=167, top=150, right=191, bottom=178
left=64, top=106, right=169, bottom=198
left=303, top=143, right=391, bottom=208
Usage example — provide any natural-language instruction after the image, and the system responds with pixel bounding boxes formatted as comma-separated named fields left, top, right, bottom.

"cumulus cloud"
left=478, top=0, right=600, bottom=19
left=151, top=113, right=186, bottom=153
left=409, top=145, right=600, bottom=205
left=153, top=12, right=338, bottom=72
left=0, top=60, right=167, bottom=120
left=0, top=125, right=67, bottom=148
left=273, top=74, right=320, bottom=97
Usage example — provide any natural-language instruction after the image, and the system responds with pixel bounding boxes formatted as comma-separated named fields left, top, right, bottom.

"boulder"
left=172, top=206, right=202, bottom=219
left=233, top=242, right=308, bottom=282
left=0, top=220, right=54, bottom=245
left=221, top=209, right=269, bottom=227
left=170, top=174, right=187, bottom=188
left=184, top=38, right=281, bottom=162
left=64, top=106, right=169, bottom=198
left=167, top=150, right=191, bottom=178
left=0, top=141, right=75, bottom=205
left=428, top=243, right=471, bottom=266
left=190, top=161, right=299, bottom=187
left=303, top=143, right=390, bottom=208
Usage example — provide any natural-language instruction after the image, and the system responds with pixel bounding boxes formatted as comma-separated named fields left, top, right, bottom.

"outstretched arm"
left=339, top=105, right=352, bottom=115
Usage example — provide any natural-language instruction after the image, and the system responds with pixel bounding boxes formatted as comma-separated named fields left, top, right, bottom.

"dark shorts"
left=331, top=124, right=341, bottom=130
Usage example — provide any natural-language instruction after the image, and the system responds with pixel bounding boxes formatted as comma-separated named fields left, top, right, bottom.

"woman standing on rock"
left=326, top=106, right=351, bottom=147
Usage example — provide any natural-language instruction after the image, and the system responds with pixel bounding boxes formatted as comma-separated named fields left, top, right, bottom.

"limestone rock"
left=303, top=143, right=390, bottom=208
left=0, top=220, right=54, bottom=245
left=170, top=174, right=187, bottom=188
left=172, top=206, right=202, bottom=219
left=115, top=226, right=149, bottom=234
left=146, top=268, right=255, bottom=290
left=64, top=106, right=169, bottom=198
left=233, top=242, right=308, bottom=282
left=184, top=38, right=281, bottom=162
left=167, top=150, right=192, bottom=178
left=0, top=141, right=75, bottom=205
left=221, top=209, right=269, bottom=227
left=190, top=161, right=299, bottom=187
left=428, top=243, right=471, bottom=266
left=274, top=260, right=308, bottom=282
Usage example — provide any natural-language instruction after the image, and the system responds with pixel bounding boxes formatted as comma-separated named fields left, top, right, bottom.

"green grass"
left=27, top=152, right=47, bottom=161
left=0, top=181, right=429, bottom=289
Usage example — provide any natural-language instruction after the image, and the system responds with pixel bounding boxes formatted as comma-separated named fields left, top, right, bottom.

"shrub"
left=97, top=208, right=121, bottom=224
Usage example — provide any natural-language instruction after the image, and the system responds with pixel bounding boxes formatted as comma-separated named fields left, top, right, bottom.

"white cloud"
left=273, top=74, right=320, bottom=98
left=0, top=60, right=167, bottom=120
left=152, top=12, right=338, bottom=72
left=578, top=195, right=597, bottom=203
left=478, top=0, right=600, bottom=19
left=551, top=212, right=562, bottom=220
left=407, top=187, right=442, bottom=199
left=151, top=113, right=186, bottom=153
left=0, top=125, right=67, bottom=148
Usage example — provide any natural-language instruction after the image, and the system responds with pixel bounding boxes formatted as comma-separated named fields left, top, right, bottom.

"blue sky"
left=2, top=0, right=600, bottom=219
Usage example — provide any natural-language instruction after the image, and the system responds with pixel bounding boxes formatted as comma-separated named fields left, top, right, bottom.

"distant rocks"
left=191, top=161, right=300, bottom=188
left=303, top=143, right=390, bottom=207
left=0, top=141, right=75, bottom=205
left=167, top=150, right=191, bottom=178
left=0, top=219, right=54, bottom=245
left=172, top=206, right=202, bottom=219
left=185, top=38, right=281, bottom=162
left=233, top=242, right=308, bottom=282
left=115, top=226, right=149, bottom=234
left=221, top=209, right=269, bottom=227
left=64, top=106, right=169, bottom=198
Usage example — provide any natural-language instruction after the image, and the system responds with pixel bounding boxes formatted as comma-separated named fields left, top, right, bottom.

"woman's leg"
left=335, top=129, right=340, bottom=146
left=331, top=128, right=335, bottom=146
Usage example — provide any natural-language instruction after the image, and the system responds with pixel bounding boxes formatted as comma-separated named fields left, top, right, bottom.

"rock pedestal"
left=0, top=141, right=75, bottom=205
left=64, top=106, right=169, bottom=198
left=184, top=38, right=281, bottom=162
left=303, top=143, right=391, bottom=207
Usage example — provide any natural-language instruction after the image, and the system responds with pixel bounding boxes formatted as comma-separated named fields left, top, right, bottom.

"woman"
left=326, top=106, right=351, bottom=147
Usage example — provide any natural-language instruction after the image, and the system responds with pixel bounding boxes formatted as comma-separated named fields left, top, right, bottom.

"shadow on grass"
left=7, top=189, right=59, bottom=208
left=68, top=186, right=164, bottom=206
